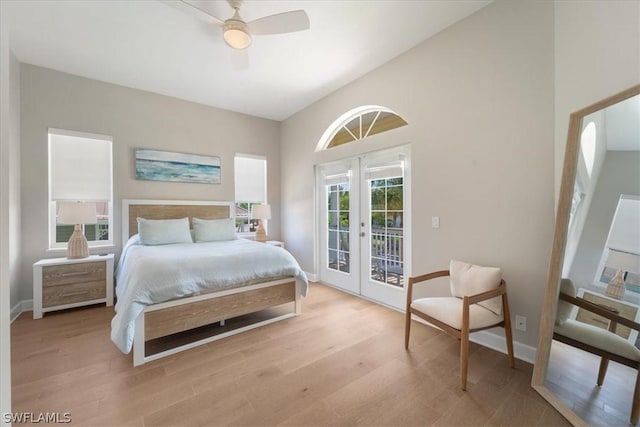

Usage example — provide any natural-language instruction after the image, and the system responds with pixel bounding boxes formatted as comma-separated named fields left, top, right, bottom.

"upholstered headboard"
left=122, top=199, right=233, bottom=242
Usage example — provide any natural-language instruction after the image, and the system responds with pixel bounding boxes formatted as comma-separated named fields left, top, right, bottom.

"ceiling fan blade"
left=248, top=10, right=310, bottom=35
left=175, top=0, right=225, bottom=26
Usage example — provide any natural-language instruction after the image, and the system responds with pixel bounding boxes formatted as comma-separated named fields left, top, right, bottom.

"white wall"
left=554, top=1, right=640, bottom=200
left=0, top=0, right=13, bottom=421
left=281, top=0, right=555, bottom=348
left=19, top=65, right=282, bottom=301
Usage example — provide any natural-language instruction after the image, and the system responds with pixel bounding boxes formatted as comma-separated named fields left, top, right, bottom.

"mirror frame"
left=532, top=83, right=640, bottom=425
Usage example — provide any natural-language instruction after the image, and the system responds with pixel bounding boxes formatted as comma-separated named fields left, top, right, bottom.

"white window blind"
left=235, top=154, right=266, bottom=203
left=364, top=160, right=404, bottom=180
left=607, top=195, right=640, bottom=254
left=49, top=129, right=112, bottom=201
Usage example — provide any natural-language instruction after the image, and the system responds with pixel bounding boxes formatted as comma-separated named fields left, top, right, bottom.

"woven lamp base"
left=605, top=269, right=626, bottom=300
left=67, top=224, right=89, bottom=259
left=255, top=220, right=267, bottom=243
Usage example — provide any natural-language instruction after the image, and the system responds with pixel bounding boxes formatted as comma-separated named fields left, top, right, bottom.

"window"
left=234, top=154, right=267, bottom=234
left=580, top=121, right=596, bottom=178
left=48, top=129, right=113, bottom=249
left=315, top=105, right=408, bottom=152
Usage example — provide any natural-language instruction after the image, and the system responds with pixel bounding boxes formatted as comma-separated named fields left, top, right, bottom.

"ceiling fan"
left=179, top=0, right=310, bottom=50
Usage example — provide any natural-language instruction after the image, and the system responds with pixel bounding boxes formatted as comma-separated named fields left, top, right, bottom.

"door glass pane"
left=328, top=230, right=338, bottom=250
left=328, top=212, right=338, bottom=228
left=370, top=188, right=385, bottom=211
left=368, top=176, right=404, bottom=288
left=339, top=252, right=350, bottom=273
left=339, top=212, right=349, bottom=230
left=328, top=189, right=338, bottom=210
left=386, top=185, right=403, bottom=210
left=328, top=250, right=339, bottom=270
left=339, top=231, right=350, bottom=252
left=327, top=183, right=350, bottom=273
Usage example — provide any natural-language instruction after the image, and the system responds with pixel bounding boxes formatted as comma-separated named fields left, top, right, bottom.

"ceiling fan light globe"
left=223, top=20, right=251, bottom=49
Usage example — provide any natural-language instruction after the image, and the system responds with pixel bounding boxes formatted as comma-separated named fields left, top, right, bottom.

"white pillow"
left=137, top=217, right=192, bottom=245
left=449, top=259, right=503, bottom=316
left=555, top=278, right=577, bottom=326
left=192, top=217, right=237, bottom=242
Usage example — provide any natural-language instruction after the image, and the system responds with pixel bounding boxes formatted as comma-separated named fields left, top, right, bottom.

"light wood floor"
left=547, top=340, right=637, bottom=426
left=11, top=283, right=569, bottom=426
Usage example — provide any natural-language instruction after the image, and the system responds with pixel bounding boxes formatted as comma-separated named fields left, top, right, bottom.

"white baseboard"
left=305, top=271, right=318, bottom=282
left=10, top=299, right=32, bottom=323
left=470, top=329, right=537, bottom=365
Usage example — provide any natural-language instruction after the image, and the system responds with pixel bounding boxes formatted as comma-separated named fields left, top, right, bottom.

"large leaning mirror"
left=533, top=84, right=640, bottom=426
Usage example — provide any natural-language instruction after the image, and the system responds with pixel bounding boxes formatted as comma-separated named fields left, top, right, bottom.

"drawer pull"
left=60, top=271, right=91, bottom=277
left=61, top=290, right=89, bottom=297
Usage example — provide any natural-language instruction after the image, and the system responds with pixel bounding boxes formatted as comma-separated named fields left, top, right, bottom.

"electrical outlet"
left=431, top=216, right=440, bottom=228
left=515, top=315, right=527, bottom=332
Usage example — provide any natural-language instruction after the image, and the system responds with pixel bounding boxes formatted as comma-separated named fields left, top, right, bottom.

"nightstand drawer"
left=43, top=280, right=106, bottom=308
left=43, top=261, right=105, bottom=287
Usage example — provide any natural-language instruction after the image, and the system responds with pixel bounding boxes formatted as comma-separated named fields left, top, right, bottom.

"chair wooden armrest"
left=406, top=270, right=449, bottom=306
left=559, top=292, right=640, bottom=332
left=467, top=280, right=506, bottom=305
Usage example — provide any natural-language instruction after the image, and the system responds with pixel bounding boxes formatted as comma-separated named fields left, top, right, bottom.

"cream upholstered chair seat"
left=555, top=319, right=640, bottom=362
left=405, top=260, right=515, bottom=390
left=553, top=278, right=640, bottom=425
left=411, top=297, right=504, bottom=331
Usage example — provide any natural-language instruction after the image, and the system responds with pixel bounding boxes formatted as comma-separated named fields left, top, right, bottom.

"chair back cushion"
left=450, top=260, right=503, bottom=315
left=555, top=278, right=577, bottom=326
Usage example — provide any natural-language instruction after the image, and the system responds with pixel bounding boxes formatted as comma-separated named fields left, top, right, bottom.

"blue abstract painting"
left=135, top=149, right=221, bottom=184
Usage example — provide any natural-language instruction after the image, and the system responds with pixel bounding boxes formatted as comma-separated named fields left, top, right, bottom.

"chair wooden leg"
left=404, top=309, right=411, bottom=350
left=502, top=293, right=515, bottom=368
left=460, top=329, right=469, bottom=391
left=597, top=358, right=609, bottom=386
left=631, top=370, right=640, bottom=425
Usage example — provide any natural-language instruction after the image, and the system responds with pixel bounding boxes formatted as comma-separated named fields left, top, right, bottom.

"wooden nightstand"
left=266, top=240, right=285, bottom=249
left=33, top=254, right=114, bottom=319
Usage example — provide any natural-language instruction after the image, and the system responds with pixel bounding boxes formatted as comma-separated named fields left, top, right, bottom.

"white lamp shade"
left=58, top=201, right=98, bottom=225
left=251, top=204, right=271, bottom=220
left=607, top=249, right=640, bottom=274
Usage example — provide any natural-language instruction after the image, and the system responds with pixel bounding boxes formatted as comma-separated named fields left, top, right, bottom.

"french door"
left=317, top=146, right=410, bottom=309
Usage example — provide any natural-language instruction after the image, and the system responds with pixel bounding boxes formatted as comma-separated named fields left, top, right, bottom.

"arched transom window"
left=316, top=105, right=408, bottom=152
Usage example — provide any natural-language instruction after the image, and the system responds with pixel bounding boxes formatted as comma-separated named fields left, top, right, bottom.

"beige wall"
left=281, top=0, right=555, bottom=348
left=19, top=65, right=281, bottom=300
left=9, top=52, right=21, bottom=309
left=554, top=1, right=640, bottom=200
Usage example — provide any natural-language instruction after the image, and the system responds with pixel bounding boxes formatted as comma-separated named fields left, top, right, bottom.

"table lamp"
left=58, top=201, right=97, bottom=259
left=251, top=204, right=271, bottom=243
left=605, top=249, right=640, bottom=300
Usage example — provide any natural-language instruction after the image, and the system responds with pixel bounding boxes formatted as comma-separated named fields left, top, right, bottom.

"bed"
left=111, top=199, right=308, bottom=366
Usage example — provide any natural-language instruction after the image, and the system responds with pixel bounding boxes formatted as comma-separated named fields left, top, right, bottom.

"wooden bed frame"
left=121, top=199, right=301, bottom=366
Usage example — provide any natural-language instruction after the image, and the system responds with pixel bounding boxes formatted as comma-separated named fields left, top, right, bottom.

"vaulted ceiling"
left=6, top=0, right=491, bottom=121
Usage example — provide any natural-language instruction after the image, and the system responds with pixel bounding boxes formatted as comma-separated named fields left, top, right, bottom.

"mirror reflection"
left=546, top=93, right=640, bottom=425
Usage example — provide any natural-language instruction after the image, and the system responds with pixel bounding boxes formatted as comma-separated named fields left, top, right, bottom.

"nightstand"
left=33, top=254, right=114, bottom=319
left=266, top=240, right=285, bottom=249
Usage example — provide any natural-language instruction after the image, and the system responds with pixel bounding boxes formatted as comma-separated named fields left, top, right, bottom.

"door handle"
left=360, top=232, right=365, bottom=237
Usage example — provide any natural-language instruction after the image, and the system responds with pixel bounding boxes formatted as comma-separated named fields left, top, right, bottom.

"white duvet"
left=111, top=236, right=308, bottom=353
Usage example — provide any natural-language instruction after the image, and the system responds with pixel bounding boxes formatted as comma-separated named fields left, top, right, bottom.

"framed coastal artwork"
left=135, top=149, right=221, bottom=184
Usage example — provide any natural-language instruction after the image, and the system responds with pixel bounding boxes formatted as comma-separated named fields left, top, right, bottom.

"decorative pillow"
left=192, top=217, right=237, bottom=242
left=449, top=259, right=503, bottom=316
left=555, top=278, right=577, bottom=326
left=137, top=217, right=192, bottom=245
